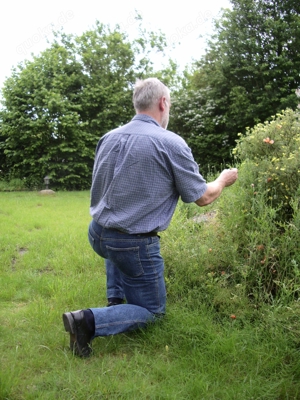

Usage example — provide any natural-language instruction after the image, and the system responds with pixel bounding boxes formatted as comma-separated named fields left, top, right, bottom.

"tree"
left=1, top=44, right=88, bottom=189
left=0, top=20, right=175, bottom=189
left=169, top=0, right=300, bottom=170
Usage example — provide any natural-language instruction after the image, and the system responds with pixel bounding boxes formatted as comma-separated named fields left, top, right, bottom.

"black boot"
left=107, top=297, right=124, bottom=307
left=62, top=309, right=94, bottom=357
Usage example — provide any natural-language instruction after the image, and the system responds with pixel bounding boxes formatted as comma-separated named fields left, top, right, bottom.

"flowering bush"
left=233, top=108, right=300, bottom=220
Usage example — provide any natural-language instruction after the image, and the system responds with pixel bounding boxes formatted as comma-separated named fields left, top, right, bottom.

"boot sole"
left=63, top=312, right=75, bottom=334
left=62, top=312, right=76, bottom=353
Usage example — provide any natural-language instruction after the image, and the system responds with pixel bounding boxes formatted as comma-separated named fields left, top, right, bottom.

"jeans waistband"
left=92, top=220, right=158, bottom=237
left=114, top=229, right=158, bottom=237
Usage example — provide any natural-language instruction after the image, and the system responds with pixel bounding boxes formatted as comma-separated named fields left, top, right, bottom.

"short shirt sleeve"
left=169, top=139, right=207, bottom=203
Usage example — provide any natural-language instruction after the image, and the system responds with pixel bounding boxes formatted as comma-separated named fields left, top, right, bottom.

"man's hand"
left=217, top=168, right=238, bottom=187
left=195, top=168, right=238, bottom=207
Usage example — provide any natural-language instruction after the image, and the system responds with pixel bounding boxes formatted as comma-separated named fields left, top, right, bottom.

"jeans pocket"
left=88, top=230, right=95, bottom=249
left=105, top=245, right=144, bottom=278
left=88, top=226, right=104, bottom=257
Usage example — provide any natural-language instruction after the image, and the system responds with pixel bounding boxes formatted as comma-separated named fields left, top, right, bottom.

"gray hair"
left=133, top=78, right=169, bottom=112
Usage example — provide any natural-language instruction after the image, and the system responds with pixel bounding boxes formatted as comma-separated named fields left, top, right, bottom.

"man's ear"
left=158, top=97, right=166, bottom=111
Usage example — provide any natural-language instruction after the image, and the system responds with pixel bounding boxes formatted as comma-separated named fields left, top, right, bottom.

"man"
left=62, top=78, right=238, bottom=357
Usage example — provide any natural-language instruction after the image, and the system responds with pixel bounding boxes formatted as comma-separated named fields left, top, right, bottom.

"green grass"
left=1, top=192, right=300, bottom=399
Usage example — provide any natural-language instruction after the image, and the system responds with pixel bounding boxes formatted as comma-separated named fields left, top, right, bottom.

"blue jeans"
left=87, top=220, right=166, bottom=337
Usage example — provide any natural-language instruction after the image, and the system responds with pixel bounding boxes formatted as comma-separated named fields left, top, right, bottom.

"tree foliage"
left=0, top=20, right=176, bottom=190
left=1, top=43, right=88, bottom=189
left=169, top=0, right=300, bottom=170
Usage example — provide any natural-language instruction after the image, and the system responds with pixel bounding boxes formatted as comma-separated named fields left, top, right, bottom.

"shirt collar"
left=132, top=114, right=160, bottom=127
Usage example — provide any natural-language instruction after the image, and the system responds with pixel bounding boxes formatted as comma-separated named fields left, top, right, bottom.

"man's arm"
left=195, top=168, right=238, bottom=207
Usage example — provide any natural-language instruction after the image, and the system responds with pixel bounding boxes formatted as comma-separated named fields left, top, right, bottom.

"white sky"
left=0, top=0, right=231, bottom=92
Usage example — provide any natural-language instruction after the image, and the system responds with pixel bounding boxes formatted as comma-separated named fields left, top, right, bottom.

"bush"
left=213, top=108, right=300, bottom=303
left=233, top=108, right=300, bottom=221
left=0, top=178, right=27, bottom=191
left=162, top=108, right=300, bottom=306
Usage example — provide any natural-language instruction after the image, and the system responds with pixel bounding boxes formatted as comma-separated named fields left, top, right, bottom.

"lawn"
left=1, top=191, right=299, bottom=399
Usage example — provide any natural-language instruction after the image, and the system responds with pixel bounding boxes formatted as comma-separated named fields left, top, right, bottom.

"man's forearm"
left=195, top=180, right=225, bottom=206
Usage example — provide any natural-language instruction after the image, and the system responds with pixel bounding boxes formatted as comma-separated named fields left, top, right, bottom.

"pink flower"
left=263, top=137, right=274, bottom=144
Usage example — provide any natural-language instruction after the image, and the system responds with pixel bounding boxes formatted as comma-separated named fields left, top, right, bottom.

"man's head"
left=133, top=78, right=171, bottom=129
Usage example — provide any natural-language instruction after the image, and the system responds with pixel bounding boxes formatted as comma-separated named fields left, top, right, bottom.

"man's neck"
left=136, top=111, right=162, bottom=127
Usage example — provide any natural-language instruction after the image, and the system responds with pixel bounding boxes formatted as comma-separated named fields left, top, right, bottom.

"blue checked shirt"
left=90, top=114, right=207, bottom=234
